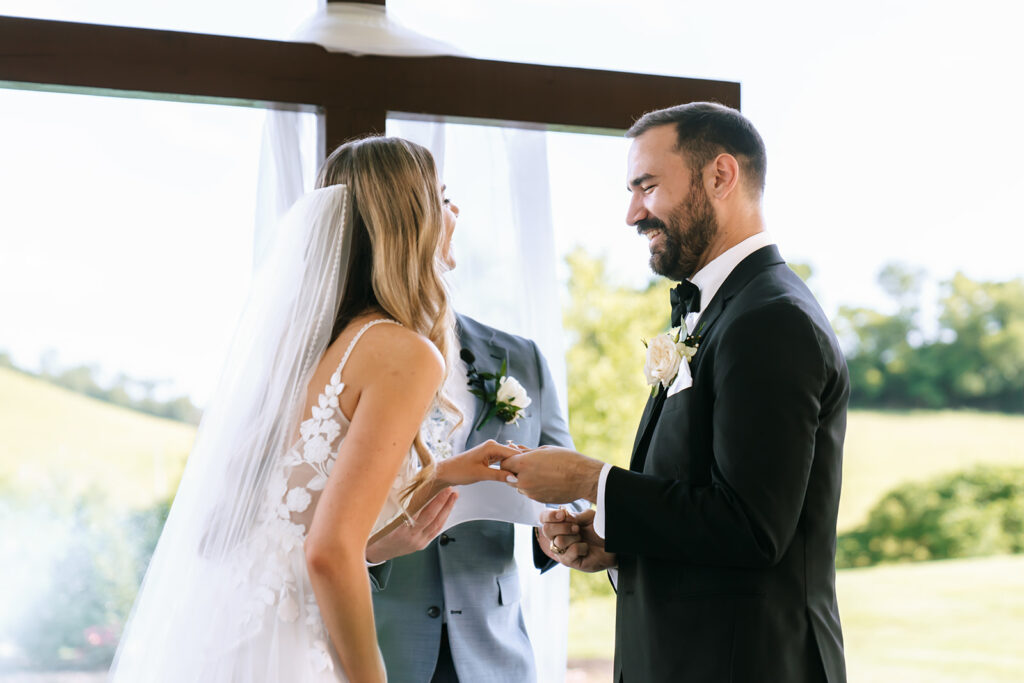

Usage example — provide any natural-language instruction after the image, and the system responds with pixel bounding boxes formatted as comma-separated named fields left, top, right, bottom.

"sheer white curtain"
left=388, top=116, right=571, bottom=683
left=254, top=109, right=318, bottom=265
left=256, top=7, right=572, bottom=680
left=256, top=108, right=571, bottom=683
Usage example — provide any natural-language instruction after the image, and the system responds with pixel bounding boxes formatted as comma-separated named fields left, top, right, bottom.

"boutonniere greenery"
left=642, top=323, right=704, bottom=394
left=460, top=349, right=532, bottom=430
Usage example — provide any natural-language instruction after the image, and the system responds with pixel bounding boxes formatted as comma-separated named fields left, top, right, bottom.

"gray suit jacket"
left=370, top=313, right=575, bottom=683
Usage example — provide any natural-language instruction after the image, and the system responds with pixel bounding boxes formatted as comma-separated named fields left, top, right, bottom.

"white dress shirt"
left=593, top=231, right=776, bottom=543
left=446, top=358, right=477, bottom=455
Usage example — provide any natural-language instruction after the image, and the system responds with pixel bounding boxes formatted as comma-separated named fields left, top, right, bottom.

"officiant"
left=364, top=286, right=584, bottom=681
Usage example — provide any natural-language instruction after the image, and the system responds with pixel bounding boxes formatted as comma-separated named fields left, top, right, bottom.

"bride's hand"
left=438, top=439, right=521, bottom=487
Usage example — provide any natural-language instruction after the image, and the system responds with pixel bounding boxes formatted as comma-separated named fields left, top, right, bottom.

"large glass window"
left=0, top=86, right=316, bottom=674
left=4, top=3, right=1024, bottom=679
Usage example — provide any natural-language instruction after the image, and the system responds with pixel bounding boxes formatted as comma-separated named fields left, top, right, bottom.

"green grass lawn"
left=570, top=554, right=1024, bottom=681
left=0, top=367, right=195, bottom=508
left=567, top=409, right=1024, bottom=670
left=839, top=554, right=1024, bottom=681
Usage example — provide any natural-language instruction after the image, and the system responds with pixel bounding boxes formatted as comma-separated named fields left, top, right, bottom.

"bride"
left=109, top=137, right=517, bottom=682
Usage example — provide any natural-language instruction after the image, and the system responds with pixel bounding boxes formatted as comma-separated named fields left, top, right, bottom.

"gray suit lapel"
left=457, top=317, right=509, bottom=448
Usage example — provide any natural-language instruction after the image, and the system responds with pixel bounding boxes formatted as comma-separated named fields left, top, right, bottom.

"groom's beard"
left=638, top=180, right=718, bottom=281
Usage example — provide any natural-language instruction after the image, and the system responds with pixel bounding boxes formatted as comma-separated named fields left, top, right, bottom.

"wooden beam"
left=380, top=57, right=740, bottom=131
left=0, top=16, right=352, bottom=107
left=324, top=104, right=388, bottom=152
left=0, top=15, right=740, bottom=133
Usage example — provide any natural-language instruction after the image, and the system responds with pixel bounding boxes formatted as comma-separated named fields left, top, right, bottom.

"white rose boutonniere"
left=496, top=376, right=532, bottom=424
left=642, top=324, right=703, bottom=393
left=461, top=350, right=532, bottom=429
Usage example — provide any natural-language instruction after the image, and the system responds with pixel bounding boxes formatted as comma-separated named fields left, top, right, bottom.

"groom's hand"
left=538, top=508, right=617, bottom=573
left=502, top=447, right=604, bottom=503
left=365, top=489, right=458, bottom=564
left=541, top=508, right=604, bottom=550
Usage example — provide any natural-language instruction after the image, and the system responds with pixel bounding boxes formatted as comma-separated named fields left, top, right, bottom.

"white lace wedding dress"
left=112, top=318, right=457, bottom=682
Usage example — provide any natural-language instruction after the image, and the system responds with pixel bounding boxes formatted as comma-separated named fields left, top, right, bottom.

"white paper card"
left=442, top=480, right=547, bottom=531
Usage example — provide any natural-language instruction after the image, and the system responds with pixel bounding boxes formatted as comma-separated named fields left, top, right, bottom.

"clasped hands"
left=535, top=507, right=617, bottom=572
left=499, top=445, right=617, bottom=572
left=367, top=440, right=613, bottom=570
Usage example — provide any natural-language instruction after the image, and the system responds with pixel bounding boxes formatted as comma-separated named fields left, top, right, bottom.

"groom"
left=504, top=103, right=849, bottom=682
left=365, top=312, right=577, bottom=682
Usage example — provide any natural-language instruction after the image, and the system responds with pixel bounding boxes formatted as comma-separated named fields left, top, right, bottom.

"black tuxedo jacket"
left=605, top=245, right=849, bottom=682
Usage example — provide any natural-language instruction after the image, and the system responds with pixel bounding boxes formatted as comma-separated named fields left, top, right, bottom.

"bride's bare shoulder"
left=332, top=318, right=443, bottom=388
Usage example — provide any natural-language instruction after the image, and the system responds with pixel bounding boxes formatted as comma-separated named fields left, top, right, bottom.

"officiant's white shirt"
left=447, top=357, right=477, bottom=455
left=594, top=231, right=776, bottom=545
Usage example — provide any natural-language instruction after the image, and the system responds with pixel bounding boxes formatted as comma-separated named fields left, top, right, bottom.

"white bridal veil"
left=254, top=112, right=574, bottom=683
left=110, top=186, right=354, bottom=680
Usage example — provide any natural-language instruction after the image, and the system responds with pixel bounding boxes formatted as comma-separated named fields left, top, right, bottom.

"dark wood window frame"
left=0, top=14, right=739, bottom=154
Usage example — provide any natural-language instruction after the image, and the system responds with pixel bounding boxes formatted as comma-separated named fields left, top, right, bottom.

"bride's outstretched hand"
left=437, top=439, right=522, bottom=486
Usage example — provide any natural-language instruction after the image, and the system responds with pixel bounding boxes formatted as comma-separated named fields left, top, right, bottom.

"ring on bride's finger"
left=549, top=540, right=566, bottom=555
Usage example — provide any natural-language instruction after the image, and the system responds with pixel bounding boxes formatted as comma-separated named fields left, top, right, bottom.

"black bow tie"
left=670, top=281, right=700, bottom=328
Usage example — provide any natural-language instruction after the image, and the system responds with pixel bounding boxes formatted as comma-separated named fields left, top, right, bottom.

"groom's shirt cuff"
left=593, top=463, right=613, bottom=540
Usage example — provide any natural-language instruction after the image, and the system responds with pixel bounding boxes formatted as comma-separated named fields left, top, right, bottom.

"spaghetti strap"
left=334, top=318, right=402, bottom=379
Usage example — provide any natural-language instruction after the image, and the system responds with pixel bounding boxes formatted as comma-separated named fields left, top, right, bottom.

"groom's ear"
left=708, top=153, right=741, bottom=201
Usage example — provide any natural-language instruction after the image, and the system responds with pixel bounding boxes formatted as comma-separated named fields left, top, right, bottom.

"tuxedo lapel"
left=628, top=245, right=786, bottom=471
left=630, top=388, right=667, bottom=470
left=688, top=244, right=785, bottom=370
left=456, top=316, right=509, bottom=449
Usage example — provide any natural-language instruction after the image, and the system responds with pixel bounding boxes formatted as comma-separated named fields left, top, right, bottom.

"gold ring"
left=549, top=540, right=566, bottom=555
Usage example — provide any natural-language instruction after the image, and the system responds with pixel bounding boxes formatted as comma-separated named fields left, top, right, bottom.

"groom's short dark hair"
left=627, top=102, right=767, bottom=195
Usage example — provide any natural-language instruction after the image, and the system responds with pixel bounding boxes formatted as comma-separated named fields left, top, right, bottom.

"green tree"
left=835, top=263, right=945, bottom=408
left=563, top=248, right=671, bottom=471
left=2, top=491, right=171, bottom=670
left=935, top=273, right=1024, bottom=411
left=562, top=249, right=672, bottom=597
left=836, top=264, right=1024, bottom=411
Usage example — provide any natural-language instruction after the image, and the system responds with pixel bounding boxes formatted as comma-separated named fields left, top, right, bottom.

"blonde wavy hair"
left=316, top=136, right=459, bottom=503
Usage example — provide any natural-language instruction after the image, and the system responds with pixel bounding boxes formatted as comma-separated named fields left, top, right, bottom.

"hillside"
left=840, top=410, right=1024, bottom=530
left=3, top=369, right=1023, bottom=522
left=0, top=367, right=195, bottom=508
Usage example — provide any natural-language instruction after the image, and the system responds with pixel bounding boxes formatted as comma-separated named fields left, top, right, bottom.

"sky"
left=2, top=0, right=1023, bottom=404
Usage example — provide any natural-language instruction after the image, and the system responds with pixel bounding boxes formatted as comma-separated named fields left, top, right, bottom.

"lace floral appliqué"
left=235, top=318, right=459, bottom=676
